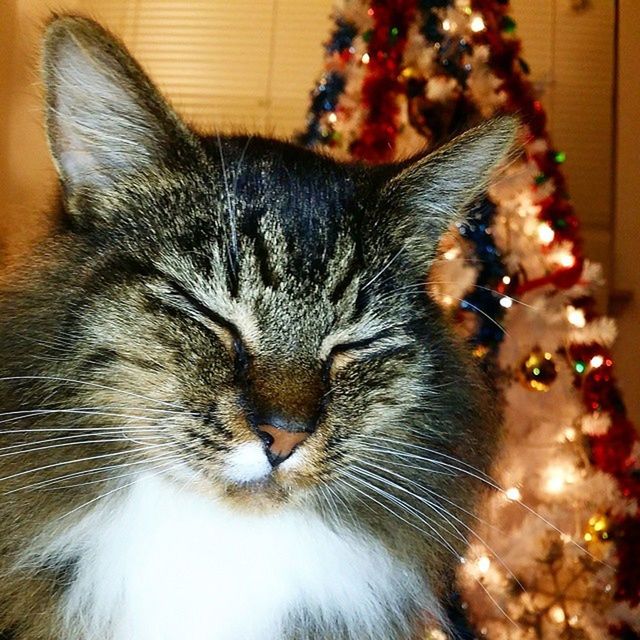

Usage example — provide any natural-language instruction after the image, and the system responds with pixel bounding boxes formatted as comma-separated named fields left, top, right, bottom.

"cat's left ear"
left=42, top=15, right=204, bottom=198
left=379, top=117, right=518, bottom=269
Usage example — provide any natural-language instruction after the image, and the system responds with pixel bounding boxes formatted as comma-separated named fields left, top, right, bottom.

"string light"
left=549, top=605, right=566, bottom=624
left=361, top=53, right=370, bottom=64
left=590, top=355, right=604, bottom=369
left=563, top=427, right=577, bottom=442
left=470, top=15, right=486, bottom=32
left=545, top=464, right=575, bottom=494
left=505, top=487, right=521, bottom=501
left=567, top=305, right=586, bottom=328
left=477, top=555, right=491, bottom=574
left=442, top=18, right=453, bottom=31
left=499, top=296, right=513, bottom=309
left=559, top=252, right=576, bottom=268
left=537, top=222, right=555, bottom=245
left=502, top=275, right=511, bottom=285
left=327, top=112, right=338, bottom=123
left=443, top=247, right=461, bottom=260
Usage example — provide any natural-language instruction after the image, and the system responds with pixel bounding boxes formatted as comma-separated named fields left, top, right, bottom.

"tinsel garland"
left=350, top=0, right=417, bottom=161
left=301, top=1, right=640, bottom=637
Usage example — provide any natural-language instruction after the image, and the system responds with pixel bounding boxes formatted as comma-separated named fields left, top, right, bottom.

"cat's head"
left=37, top=16, right=516, bottom=511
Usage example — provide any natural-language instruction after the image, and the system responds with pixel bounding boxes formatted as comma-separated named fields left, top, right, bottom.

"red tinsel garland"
left=470, top=1, right=582, bottom=292
left=350, top=0, right=416, bottom=162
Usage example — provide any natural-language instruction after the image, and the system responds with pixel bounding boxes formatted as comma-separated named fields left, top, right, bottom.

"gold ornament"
left=518, top=347, right=558, bottom=392
left=584, top=514, right=610, bottom=542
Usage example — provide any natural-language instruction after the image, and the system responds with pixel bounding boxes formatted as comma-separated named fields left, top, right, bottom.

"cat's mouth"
left=220, top=431, right=310, bottom=479
left=217, top=440, right=312, bottom=499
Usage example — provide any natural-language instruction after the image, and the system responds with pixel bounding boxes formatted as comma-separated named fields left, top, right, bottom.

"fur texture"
left=0, top=15, right=517, bottom=640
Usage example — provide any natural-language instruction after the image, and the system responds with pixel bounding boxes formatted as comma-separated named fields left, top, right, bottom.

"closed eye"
left=326, top=329, right=410, bottom=375
left=149, top=278, right=244, bottom=356
left=329, top=330, right=392, bottom=356
left=165, top=279, right=239, bottom=336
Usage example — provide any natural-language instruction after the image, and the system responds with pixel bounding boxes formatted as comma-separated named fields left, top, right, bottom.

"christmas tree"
left=302, top=1, right=640, bottom=638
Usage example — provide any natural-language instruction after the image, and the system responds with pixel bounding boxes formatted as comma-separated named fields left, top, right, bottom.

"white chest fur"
left=43, top=474, right=434, bottom=640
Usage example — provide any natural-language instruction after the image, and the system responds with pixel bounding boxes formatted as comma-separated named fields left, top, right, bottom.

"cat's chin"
left=164, top=453, right=318, bottom=513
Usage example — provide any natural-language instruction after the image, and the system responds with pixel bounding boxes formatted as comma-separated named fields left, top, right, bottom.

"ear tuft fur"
left=42, top=15, right=201, bottom=196
left=381, top=116, right=519, bottom=268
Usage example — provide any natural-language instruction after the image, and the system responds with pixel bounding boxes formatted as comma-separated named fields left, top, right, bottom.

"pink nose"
left=257, top=424, right=309, bottom=466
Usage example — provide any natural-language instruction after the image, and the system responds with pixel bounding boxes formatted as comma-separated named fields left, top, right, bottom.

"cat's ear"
left=379, top=117, right=518, bottom=268
left=42, top=15, right=203, bottom=197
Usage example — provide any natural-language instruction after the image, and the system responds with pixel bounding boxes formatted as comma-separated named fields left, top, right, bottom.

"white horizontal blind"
left=81, top=0, right=334, bottom=137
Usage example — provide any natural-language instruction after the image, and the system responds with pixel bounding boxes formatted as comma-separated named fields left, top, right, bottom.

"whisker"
left=0, top=432, right=163, bottom=455
left=41, top=453, right=187, bottom=491
left=4, top=451, right=178, bottom=494
left=343, top=470, right=462, bottom=560
left=216, top=132, right=239, bottom=275
left=0, top=444, right=167, bottom=484
left=349, top=466, right=523, bottom=630
left=357, top=460, right=524, bottom=592
left=0, top=376, right=186, bottom=410
left=360, top=435, right=610, bottom=567
left=0, top=409, right=185, bottom=427
left=54, top=454, right=196, bottom=522
left=361, top=247, right=405, bottom=291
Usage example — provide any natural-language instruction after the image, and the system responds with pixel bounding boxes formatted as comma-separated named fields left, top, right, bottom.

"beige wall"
left=1, top=0, right=84, bottom=264
left=612, top=0, right=640, bottom=423
left=0, top=1, right=17, bottom=258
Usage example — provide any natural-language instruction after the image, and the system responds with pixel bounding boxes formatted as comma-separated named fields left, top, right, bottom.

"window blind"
left=81, top=0, right=335, bottom=137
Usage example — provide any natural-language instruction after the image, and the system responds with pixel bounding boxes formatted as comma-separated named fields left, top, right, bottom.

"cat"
left=0, top=15, right=516, bottom=640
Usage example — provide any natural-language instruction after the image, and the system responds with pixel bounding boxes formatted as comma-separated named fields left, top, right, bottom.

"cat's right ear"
left=42, top=15, right=203, bottom=201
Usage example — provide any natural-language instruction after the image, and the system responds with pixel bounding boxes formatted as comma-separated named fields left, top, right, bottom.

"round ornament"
left=518, top=347, right=558, bottom=392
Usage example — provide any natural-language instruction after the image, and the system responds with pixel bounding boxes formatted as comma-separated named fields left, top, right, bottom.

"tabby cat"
left=0, top=15, right=516, bottom=640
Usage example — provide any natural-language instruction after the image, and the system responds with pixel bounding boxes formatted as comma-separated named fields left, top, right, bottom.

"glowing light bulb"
left=327, top=112, right=338, bottom=123
left=563, top=427, right=577, bottom=442
left=537, top=222, right=555, bottom=245
left=442, top=18, right=453, bottom=31
left=549, top=605, right=566, bottom=624
left=442, top=295, right=454, bottom=307
left=361, top=53, right=370, bottom=64
left=545, top=465, right=573, bottom=494
left=505, top=487, right=521, bottom=501
left=477, top=555, right=491, bottom=574
left=590, top=355, right=604, bottom=369
left=567, top=305, right=586, bottom=328
left=470, top=15, right=486, bottom=32
left=502, top=275, right=511, bottom=285
left=443, top=247, right=460, bottom=260
left=499, top=296, right=513, bottom=309
left=559, top=252, right=576, bottom=268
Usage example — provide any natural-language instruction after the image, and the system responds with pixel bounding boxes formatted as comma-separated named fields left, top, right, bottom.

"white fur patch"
left=37, top=473, right=435, bottom=640
left=221, top=441, right=272, bottom=483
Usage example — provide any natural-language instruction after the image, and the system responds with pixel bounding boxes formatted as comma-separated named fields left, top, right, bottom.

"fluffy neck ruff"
left=34, top=473, right=436, bottom=640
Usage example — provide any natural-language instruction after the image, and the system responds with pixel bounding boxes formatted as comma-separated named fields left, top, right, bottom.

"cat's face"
left=37, top=17, right=516, bottom=510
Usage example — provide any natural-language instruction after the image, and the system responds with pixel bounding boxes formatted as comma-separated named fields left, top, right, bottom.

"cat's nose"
left=257, top=424, right=310, bottom=467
